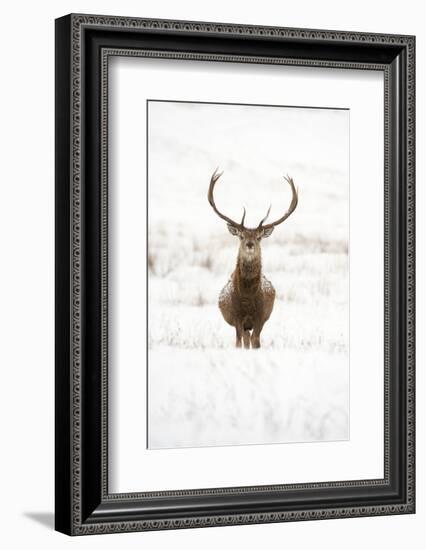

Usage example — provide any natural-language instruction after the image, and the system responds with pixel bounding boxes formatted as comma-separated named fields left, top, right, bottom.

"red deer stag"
left=208, top=169, right=298, bottom=349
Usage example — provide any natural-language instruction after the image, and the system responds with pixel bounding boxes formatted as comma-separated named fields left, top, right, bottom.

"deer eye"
left=256, top=236, right=262, bottom=241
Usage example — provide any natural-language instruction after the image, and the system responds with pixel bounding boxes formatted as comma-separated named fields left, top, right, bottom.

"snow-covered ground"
left=147, top=101, right=349, bottom=449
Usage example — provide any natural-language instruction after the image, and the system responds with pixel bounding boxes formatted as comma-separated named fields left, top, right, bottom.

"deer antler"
left=257, top=205, right=272, bottom=228
left=258, top=175, right=298, bottom=229
left=208, top=168, right=246, bottom=228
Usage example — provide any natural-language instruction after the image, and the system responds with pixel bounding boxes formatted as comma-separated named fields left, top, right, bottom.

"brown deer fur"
left=208, top=169, right=298, bottom=349
left=219, top=228, right=275, bottom=348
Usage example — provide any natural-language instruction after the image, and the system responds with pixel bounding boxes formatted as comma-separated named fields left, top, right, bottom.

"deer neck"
left=235, top=251, right=262, bottom=294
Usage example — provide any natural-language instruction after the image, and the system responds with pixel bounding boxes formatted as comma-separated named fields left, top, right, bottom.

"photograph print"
left=147, top=99, right=349, bottom=450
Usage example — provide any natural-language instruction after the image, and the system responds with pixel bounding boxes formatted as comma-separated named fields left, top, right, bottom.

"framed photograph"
left=55, top=14, right=415, bottom=535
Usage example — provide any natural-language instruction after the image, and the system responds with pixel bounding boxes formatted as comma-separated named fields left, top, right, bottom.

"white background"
left=110, top=61, right=382, bottom=491
left=0, top=0, right=423, bottom=549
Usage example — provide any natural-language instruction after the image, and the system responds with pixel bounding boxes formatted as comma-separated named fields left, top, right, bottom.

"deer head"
left=208, top=169, right=298, bottom=261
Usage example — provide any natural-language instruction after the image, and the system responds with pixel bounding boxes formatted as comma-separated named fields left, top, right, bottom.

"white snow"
left=148, top=348, right=348, bottom=449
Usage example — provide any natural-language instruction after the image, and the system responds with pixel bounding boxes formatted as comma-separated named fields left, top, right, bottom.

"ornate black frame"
left=55, top=13, right=415, bottom=535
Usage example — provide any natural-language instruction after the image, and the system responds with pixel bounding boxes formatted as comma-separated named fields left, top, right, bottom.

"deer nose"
left=246, top=241, right=255, bottom=249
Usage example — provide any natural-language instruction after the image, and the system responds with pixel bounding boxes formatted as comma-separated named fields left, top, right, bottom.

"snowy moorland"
left=147, top=101, right=349, bottom=449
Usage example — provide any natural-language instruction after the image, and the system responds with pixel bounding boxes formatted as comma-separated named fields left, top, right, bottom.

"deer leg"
left=235, top=326, right=242, bottom=348
left=242, top=330, right=251, bottom=349
left=251, top=323, right=264, bottom=349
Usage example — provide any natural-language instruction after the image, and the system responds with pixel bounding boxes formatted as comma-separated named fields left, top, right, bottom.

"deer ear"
left=227, top=224, right=240, bottom=237
left=262, top=226, right=274, bottom=239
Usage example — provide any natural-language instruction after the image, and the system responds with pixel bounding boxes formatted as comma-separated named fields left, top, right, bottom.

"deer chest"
left=238, top=296, right=258, bottom=315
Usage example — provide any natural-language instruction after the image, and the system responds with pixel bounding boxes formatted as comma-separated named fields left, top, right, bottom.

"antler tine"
left=241, top=207, right=246, bottom=227
left=261, top=175, right=298, bottom=230
left=257, top=204, right=271, bottom=228
left=208, top=169, right=245, bottom=228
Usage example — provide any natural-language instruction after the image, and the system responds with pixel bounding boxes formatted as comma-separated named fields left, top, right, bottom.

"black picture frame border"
left=55, top=13, right=415, bottom=536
